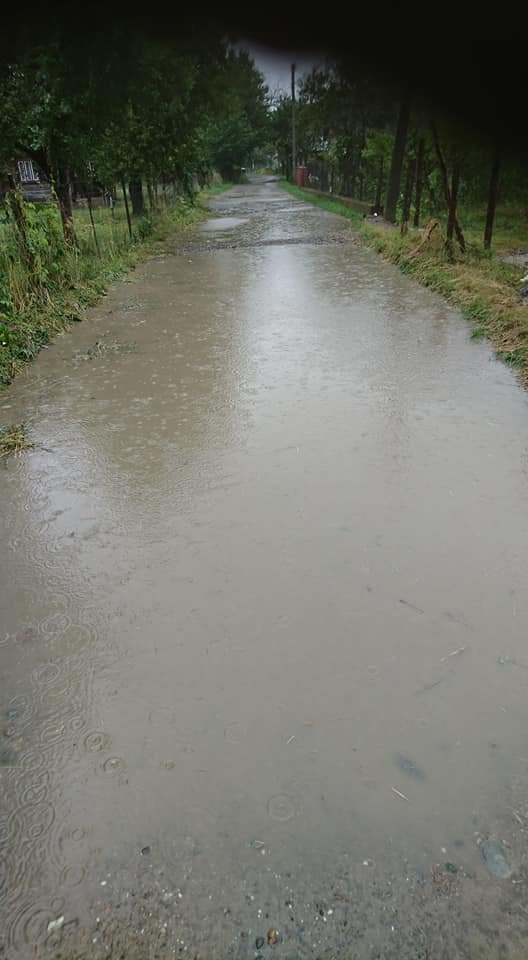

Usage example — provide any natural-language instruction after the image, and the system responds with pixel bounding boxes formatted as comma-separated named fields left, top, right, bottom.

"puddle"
left=199, top=216, right=249, bottom=231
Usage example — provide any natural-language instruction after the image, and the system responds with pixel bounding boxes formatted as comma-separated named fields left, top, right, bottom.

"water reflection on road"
left=1, top=178, right=528, bottom=958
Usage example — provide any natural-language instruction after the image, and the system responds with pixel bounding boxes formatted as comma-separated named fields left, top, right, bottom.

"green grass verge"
left=278, top=180, right=364, bottom=222
left=0, top=182, right=229, bottom=391
left=456, top=204, right=528, bottom=254
left=200, top=182, right=234, bottom=197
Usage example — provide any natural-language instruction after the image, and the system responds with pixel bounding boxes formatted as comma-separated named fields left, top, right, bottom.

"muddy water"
left=2, top=178, right=528, bottom=959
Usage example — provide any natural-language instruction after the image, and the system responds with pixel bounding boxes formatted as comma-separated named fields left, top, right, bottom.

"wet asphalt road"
left=1, top=177, right=528, bottom=958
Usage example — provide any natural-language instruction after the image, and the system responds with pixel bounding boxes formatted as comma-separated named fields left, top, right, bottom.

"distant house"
left=1, top=159, right=111, bottom=208
left=13, top=158, right=52, bottom=202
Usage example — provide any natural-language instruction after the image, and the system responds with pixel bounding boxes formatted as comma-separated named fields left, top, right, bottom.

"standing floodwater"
left=1, top=178, right=528, bottom=959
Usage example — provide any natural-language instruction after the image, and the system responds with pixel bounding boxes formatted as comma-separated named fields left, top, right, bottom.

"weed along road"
left=2, top=177, right=528, bottom=958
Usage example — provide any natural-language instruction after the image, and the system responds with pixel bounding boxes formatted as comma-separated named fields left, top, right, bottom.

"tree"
left=429, top=117, right=466, bottom=257
left=269, top=95, right=295, bottom=176
left=0, top=20, right=231, bottom=244
left=362, top=130, right=393, bottom=212
left=384, top=85, right=412, bottom=222
left=273, top=62, right=394, bottom=200
left=401, top=154, right=415, bottom=226
left=0, top=45, right=85, bottom=243
left=413, top=137, right=425, bottom=226
left=203, top=49, right=270, bottom=181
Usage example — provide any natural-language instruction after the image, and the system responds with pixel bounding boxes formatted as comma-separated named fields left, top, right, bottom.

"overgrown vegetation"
left=0, top=185, right=228, bottom=387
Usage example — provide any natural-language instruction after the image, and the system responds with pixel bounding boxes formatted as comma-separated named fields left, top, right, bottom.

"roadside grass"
left=0, top=183, right=229, bottom=390
left=278, top=180, right=364, bottom=222
left=199, top=182, right=233, bottom=197
left=456, top=204, right=528, bottom=254
left=278, top=179, right=528, bottom=383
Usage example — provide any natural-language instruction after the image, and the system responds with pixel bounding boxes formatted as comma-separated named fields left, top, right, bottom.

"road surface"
left=2, top=178, right=528, bottom=958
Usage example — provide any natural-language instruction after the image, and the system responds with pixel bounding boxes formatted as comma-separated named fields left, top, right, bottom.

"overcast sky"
left=240, top=41, right=326, bottom=96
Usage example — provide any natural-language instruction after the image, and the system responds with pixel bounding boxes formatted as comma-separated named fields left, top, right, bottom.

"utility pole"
left=291, top=63, right=296, bottom=183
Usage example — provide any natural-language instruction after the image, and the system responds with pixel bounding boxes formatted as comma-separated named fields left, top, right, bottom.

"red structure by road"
left=295, top=165, right=308, bottom=187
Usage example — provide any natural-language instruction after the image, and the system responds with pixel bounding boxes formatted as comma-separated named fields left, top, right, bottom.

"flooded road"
left=2, top=177, right=528, bottom=959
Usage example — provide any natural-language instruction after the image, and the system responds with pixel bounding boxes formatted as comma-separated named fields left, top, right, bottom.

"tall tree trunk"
left=401, top=158, right=415, bottom=225
left=359, top=173, right=364, bottom=201
left=430, top=119, right=465, bottom=254
left=484, top=138, right=501, bottom=250
left=85, top=183, right=100, bottom=256
left=355, top=124, right=366, bottom=201
left=445, top=160, right=461, bottom=259
left=350, top=164, right=358, bottom=199
left=384, top=85, right=412, bottom=222
left=453, top=182, right=465, bottom=252
left=374, top=158, right=384, bottom=213
left=55, top=168, right=76, bottom=245
left=121, top=179, right=133, bottom=239
left=147, top=180, right=155, bottom=211
left=430, top=120, right=450, bottom=205
left=349, top=165, right=356, bottom=199
left=413, top=137, right=425, bottom=227
left=129, top=178, right=144, bottom=217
